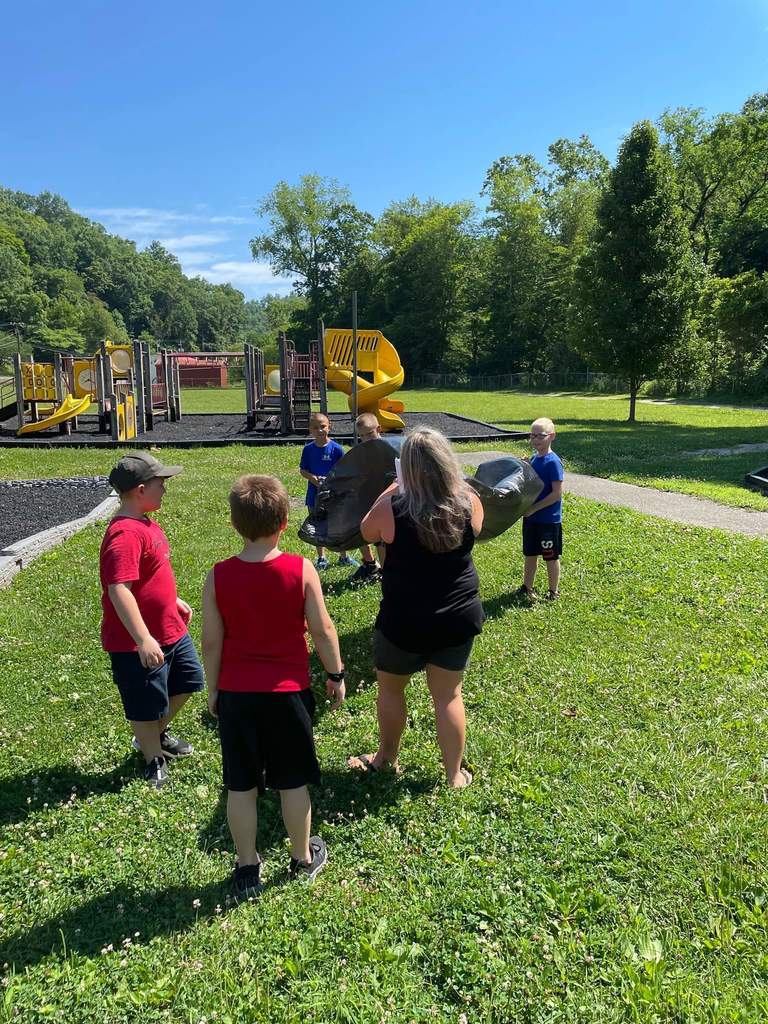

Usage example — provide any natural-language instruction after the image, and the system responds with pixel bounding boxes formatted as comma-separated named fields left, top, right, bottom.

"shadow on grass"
left=2, top=768, right=433, bottom=971
left=0, top=757, right=138, bottom=826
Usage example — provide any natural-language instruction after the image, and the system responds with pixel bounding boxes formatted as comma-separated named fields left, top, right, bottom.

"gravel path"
left=461, top=451, right=768, bottom=539
left=0, top=478, right=112, bottom=550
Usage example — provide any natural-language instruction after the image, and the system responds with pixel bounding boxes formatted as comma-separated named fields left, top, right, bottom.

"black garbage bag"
left=298, top=437, right=403, bottom=553
left=466, top=457, right=543, bottom=541
left=299, top=444, right=541, bottom=552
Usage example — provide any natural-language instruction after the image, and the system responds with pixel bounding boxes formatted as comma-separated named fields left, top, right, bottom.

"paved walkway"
left=462, top=451, right=768, bottom=539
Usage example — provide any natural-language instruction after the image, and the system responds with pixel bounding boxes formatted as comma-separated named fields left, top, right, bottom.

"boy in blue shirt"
left=516, top=417, right=564, bottom=601
left=299, top=412, right=359, bottom=570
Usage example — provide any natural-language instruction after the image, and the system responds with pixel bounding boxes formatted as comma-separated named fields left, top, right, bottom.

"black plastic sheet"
left=465, top=457, right=543, bottom=541
left=298, top=442, right=541, bottom=552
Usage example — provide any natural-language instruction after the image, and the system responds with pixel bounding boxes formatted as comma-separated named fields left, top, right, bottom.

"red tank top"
left=213, top=552, right=310, bottom=693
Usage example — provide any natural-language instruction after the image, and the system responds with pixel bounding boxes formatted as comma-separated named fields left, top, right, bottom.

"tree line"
left=2, top=93, right=766, bottom=417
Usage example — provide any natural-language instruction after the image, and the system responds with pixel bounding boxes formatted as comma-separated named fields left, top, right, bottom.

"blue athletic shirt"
left=300, top=439, right=345, bottom=507
left=529, top=451, right=564, bottom=523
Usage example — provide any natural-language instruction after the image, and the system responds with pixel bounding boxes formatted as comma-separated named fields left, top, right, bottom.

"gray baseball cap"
left=108, top=451, right=183, bottom=492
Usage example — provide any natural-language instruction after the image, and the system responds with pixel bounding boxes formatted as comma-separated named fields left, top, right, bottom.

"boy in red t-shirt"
left=202, top=474, right=345, bottom=899
left=100, top=452, right=204, bottom=790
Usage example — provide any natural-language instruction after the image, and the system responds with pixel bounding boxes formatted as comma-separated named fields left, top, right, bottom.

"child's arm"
left=524, top=480, right=563, bottom=518
left=300, top=468, right=324, bottom=487
left=303, top=560, right=345, bottom=710
left=108, top=583, right=165, bottom=668
left=201, top=569, right=223, bottom=718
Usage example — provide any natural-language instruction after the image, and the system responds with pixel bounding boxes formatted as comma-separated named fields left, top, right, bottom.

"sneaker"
left=348, top=561, right=381, bottom=586
left=337, top=555, right=360, bottom=568
left=233, top=862, right=263, bottom=900
left=315, top=556, right=330, bottom=570
left=289, top=836, right=328, bottom=882
left=142, top=756, right=169, bottom=791
left=544, top=590, right=560, bottom=602
left=132, top=730, right=194, bottom=759
left=513, top=585, right=536, bottom=602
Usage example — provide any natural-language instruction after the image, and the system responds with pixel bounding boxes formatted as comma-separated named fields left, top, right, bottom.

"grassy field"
left=0, top=433, right=767, bottom=1022
left=178, top=387, right=768, bottom=511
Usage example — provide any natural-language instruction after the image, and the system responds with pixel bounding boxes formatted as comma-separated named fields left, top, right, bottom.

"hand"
left=137, top=635, right=164, bottom=669
left=208, top=688, right=219, bottom=719
left=177, top=598, right=193, bottom=624
left=326, top=677, right=346, bottom=710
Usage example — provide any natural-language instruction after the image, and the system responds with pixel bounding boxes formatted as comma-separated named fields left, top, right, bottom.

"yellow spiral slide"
left=323, top=329, right=405, bottom=431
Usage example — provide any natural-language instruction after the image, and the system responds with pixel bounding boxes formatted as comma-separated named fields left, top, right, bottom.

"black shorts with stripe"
left=522, top=520, right=563, bottom=560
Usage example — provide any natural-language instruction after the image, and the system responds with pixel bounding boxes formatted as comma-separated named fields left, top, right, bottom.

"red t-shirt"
left=213, top=552, right=310, bottom=693
left=100, top=516, right=186, bottom=652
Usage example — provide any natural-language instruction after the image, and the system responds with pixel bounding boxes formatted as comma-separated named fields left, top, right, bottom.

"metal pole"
left=13, top=353, right=25, bottom=431
left=317, top=318, right=328, bottom=415
left=351, top=292, right=358, bottom=443
left=133, top=340, right=146, bottom=434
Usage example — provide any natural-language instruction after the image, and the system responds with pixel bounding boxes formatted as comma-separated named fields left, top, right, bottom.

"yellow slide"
left=324, top=329, right=405, bottom=431
left=17, top=393, right=91, bottom=436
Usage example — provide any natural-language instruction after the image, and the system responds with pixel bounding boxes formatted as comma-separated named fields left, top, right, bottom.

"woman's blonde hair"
left=396, top=427, right=472, bottom=553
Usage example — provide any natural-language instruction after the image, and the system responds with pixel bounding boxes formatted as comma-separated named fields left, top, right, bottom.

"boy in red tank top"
left=202, top=474, right=345, bottom=899
left=100, top=452, right=204, bottom=791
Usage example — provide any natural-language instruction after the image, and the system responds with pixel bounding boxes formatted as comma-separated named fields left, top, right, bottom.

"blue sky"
left=2, top=0, right=766, bottom=299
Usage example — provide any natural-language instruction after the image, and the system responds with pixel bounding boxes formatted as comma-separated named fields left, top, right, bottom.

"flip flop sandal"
left=457, top=767, right=473, bottom=787
left=349, top=753, right=379, bottom=773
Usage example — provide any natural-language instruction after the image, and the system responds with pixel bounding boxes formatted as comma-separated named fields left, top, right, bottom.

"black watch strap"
left=327, top=670, right=345, bottom=682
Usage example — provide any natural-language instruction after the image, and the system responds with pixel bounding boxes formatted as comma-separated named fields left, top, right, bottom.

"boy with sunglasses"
left=515, top=417, right=564, bottom=601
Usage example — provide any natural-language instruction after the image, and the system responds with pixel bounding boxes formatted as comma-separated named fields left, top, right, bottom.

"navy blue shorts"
left=110, top=632, right=204, bottom=722
left=217, top=688, right=320, bottom=792
left=522, top=520, right=563, bottom=560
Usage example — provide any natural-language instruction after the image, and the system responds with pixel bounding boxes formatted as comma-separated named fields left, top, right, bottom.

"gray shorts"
left=373, top=629, right=475, bottom=675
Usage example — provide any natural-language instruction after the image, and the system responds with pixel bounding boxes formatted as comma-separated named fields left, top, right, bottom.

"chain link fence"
left=408, top=370, right=627, bottom=392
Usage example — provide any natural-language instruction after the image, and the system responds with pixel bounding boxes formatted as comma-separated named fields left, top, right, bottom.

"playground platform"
left=0, top=411, right=526, bottom=449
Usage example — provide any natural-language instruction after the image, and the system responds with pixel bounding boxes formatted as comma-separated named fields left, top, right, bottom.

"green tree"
left=578, top=121, right=697, bottom=421
left=250, top=175, right=373, bottom=339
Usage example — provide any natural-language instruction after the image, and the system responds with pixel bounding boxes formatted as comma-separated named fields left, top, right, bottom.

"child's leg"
left=546, top=557, right=560, bottom=594
left=316, top=545, right=326, bottom=559
left=227, top=787, right=260, bottom=867
left=360, top=544, right=377, bottom=564
left=523, top=555, right=538, bottom=590
left=425, top=666, right=467, bottom=786
left=158, top=692, right=191, bottom=732
left=131, top=720, right=163, bottom=761
left=279, top=786, right=312, bottom=864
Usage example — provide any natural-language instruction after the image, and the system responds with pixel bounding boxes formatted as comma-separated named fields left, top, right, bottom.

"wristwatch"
left=327, top=670, right=345, bottom=682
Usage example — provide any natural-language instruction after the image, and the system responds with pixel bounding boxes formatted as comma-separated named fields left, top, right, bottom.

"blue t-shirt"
left=300, top=439, right=345, bottom=507
left=529, top=451, right=564, bottom=523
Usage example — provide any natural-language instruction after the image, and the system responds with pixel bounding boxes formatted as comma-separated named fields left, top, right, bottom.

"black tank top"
left=375, top=500, right=485, bottom=653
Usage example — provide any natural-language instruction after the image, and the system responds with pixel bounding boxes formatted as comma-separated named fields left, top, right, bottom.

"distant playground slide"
left=16, top=393, right=91, bottom=435
left=323, top=329, right=405, bottom=431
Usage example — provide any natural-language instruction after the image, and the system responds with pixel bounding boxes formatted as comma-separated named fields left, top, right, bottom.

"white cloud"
left=194, top=260, right=295, bottom=292
left=158, top=233, right=229, bottom=251
left=78, top=206, right=250, bottom=237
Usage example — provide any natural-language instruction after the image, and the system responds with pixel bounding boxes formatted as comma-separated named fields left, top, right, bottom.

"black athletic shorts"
left=522, top=520, right=563, bottom=560
left=217, top=688, right=320, bottom=792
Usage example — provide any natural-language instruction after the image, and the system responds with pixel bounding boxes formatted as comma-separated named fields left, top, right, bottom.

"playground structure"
left=244, top=325, right=406, bottom=435
left=12, top=340, right=180, bottom=440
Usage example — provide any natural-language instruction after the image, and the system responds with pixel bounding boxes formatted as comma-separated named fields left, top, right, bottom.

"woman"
left=348, top=427, right=484, bottom=787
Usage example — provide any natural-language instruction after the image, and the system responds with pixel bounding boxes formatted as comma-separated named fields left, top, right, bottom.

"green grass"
left=1, top=444, right=768, bottom=1022
left=178, top=387, right=768, bottom=511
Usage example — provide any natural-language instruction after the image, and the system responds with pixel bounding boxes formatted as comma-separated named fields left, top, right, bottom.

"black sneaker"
left=513, top=585, right=535, bottom=602
left=233, top=862, right=263, bottom=900
left=349, top=561, right=381, bottom=586
left=544, top=590, right=560, bottom=602
left=132, top=730, right=194, bottom=759
left=143, top=756, right=169, bottom=790
left=289, top=836, right=328, bottom=882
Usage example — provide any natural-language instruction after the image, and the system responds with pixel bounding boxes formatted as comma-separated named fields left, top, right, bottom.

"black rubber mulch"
left=0, top=481, right=112, bottom=551
left=0, top=411, right=521, bottom=448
